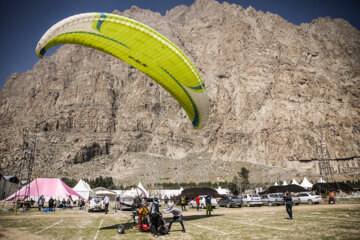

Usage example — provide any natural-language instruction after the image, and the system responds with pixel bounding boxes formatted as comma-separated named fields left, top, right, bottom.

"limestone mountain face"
left=0, top=0, right=359, bottom=185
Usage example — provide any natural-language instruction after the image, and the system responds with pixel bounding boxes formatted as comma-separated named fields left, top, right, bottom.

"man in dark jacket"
left=283, top=190, right=293, bottom=220
left=205, top=194, right=212, bottom=216
left=48, top=197, right=54, bottom=210
left=149, top=197, right=161, bottom=236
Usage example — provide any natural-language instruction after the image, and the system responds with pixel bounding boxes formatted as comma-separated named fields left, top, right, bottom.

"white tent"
left=72, top=179, right=96, bottom=200
left=149, top=187, right=183, bottom=200
left=291, top=179, right=300, bottom=185
left=216, top=186, right=231, bottom=195
left=137, top=182, right=149, bottom=197
left=317, top=177, right=326, bottom=183
left=300, top=177, right=313, bottom=189
left=282, top=181, right=288, bottom=186
left=274, top=182, right=279, bottom=186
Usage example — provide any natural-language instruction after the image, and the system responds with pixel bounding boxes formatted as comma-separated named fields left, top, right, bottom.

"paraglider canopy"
left=36, top=12, right=209, bottom=129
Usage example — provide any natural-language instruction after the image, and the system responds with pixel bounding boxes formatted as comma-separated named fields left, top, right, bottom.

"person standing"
left=195, top=196, right=200, bottom=211
left=37, top=195, right=43, bottom=211
left=162, top=202, right=186, bottom=233
left=329, top=192, right=335, bottom=204
left=48, top=197, right=54, bottom=210
left=205, top=194, right=212, bottom=216
left=149, top=197, right=161, bottom=237
left=283, top=190, right=293, bottom=220
left=40, top=195, right=45, bottom=210
left=104, top=195, right=110, bottom=214
left=180, top=196, right=186, bottom=211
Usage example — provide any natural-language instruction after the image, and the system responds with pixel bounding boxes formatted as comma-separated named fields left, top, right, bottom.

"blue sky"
left=1, top=0, right=359, bottom=90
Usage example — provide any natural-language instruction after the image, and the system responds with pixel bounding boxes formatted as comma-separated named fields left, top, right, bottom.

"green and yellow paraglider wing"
left=36, top=13, right=209, bottom=129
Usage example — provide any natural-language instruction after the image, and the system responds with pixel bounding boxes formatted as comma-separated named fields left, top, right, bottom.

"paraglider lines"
left=161, top=67, right=200, bottom=128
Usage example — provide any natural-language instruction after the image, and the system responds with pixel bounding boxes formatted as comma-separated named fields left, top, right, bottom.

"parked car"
left=275, top=193, right=300, bottom=205
left=218, top=195, right=243, bottom=208
left=261, top=194, right=283, bottom=206
left=296, top=192, right=323, bottom=204
left=241, top=194, right=262, bottom=207
left=189, top=195, right=217, bottom=209
left=88, top=196, right=105, bottom=212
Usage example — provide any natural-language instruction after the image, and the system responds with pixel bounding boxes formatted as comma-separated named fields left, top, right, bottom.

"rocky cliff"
left=1, top=0, right=359, bottom=185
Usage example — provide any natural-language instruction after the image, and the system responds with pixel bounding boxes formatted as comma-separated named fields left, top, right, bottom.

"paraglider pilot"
left=149, top=197, right=161, bottom=236
left=162, top=202, right=186, bottom=233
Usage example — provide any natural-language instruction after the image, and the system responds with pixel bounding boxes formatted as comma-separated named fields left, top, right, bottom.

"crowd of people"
left=36, top=195, right=86, bottom=211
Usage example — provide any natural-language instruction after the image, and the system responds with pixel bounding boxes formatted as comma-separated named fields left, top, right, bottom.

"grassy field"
left=0, top=201, right=359, bottom=240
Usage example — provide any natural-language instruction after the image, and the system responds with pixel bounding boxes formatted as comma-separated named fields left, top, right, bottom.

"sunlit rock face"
left=0, top=0, right=359, bottom=185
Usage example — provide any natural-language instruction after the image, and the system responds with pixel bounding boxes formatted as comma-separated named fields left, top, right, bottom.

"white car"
left=88, top=197, right=105, bottom=212
left=189, top=195, right=217, bottom=209
left=241, top=194, right=262, bottom=207
left=296, top=192, right=323, bottom=204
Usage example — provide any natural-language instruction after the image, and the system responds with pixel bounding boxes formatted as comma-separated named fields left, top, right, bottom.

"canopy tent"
left=5, top=178, right=84, bottom=202
left=181, top=188, right=221, bottom=199
left=72, top=179, right=96, bottom=200
left=317, top=177, right=326, bottom=183
left=1, top=175, right=21, bottom=200
left=282, top=181, right=288, bottom=186
left=274, top=182, right=279, bottom=186
left=149, top=188, right=183, bottom=199
left=312, top=182, right=353, bottom=194
left=259, top=184, right=308, bottom=194
left=93, top=187, right=116, bottom=201
left=300, top=177, right=313, bottom=189
left=291, top=179, right=300, bottom=185
left=216, top=186, right=231, bottom=195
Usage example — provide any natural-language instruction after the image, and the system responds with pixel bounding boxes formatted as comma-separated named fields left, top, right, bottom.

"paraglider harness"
left=117, top=197, right=168, bottom=235
left=133, top=203, right=151, bottom=231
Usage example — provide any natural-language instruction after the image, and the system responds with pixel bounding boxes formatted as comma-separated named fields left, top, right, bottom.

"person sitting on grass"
left=66, top=199, right=71, bottom=208
left=162, top=202, right=186, bottom=233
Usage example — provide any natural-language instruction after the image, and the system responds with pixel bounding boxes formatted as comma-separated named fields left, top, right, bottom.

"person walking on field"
left=196, top=196, right=200, bottom=211
left=104, top=195, right=110, bottom=214
left=162, top=202, right=186, bottom=233
left=205, top=194, right=212, bottom=216
left=283, top=190, right=293, bottom=220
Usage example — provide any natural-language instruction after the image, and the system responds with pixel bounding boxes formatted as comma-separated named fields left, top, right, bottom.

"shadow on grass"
left=181, top=214, right=224, bottom=221
left=101, top=213, right=224, bottom=231
left=101, top=222, right=135, bottom=230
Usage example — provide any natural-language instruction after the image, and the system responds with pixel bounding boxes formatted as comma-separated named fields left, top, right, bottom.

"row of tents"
left=274, top=177, right=326, bottom=189
left=3, top=176, right=351, bottom=203
left=2, top=178, right=232, bottom=202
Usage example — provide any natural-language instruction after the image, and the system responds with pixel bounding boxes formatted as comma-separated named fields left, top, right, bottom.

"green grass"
left=0, top=203, right=359, bottom=239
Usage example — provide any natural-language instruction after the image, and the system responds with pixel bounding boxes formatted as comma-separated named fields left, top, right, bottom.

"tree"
left=239, top=167, right=250, bottom=191
left=231, top=167, right=250, bottom=195
left=61, top=177, right=77, bottom=188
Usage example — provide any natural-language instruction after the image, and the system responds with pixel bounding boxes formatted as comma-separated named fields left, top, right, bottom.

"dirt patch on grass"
left=0, top=227, right=41, bottom=240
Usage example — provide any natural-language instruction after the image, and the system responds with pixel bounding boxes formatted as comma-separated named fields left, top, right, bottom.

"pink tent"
left=5, top=178, right=84, bottom=202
